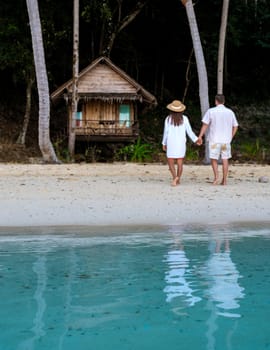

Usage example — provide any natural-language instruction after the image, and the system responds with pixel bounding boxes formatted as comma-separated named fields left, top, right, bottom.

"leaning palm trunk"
left=26, top=0, right=59, bottom=163
left=181, top=0, right=210, bottom=163
left=217, top=0, right=230, bottom=94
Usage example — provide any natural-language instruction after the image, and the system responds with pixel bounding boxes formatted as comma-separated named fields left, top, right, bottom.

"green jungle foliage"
left=117, top=137, right=153, bottom=163
left=0, top=0, right=270, bottom=163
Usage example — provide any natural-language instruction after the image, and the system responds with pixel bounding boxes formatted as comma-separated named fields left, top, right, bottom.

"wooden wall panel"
left=78, top=65, right=137, bottom=93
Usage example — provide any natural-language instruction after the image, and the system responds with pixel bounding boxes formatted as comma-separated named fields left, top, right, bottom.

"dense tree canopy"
left=1, top=0, right=269, bottom=102
left=0, top=0, right=270, bottom=161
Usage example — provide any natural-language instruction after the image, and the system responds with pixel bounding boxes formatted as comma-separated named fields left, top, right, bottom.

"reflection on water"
left=163, top=228, right=201, bottom=307
left=202, top=239, right=245, bottom=350
left=164, top=249, right=201, bottom=305
left=204, top=239, right=245, bottom=317
left=0, top=223, right=270, bottom=350
left=19, top=255, right=47, bottom=350
left=162, top=227, right=246, bottom=350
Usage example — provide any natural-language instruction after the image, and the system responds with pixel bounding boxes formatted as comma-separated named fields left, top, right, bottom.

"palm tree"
left=181, top=0, right=210, bottom=163
left=25, top=0, right=59, bottom=163
left=217, top=0, right=230, bottom=94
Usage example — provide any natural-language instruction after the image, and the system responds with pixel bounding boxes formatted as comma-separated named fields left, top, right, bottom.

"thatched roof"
left=51, top=56, right=157, bottom=106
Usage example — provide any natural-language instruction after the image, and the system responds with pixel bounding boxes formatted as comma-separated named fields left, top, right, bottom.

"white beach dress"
left=162, top=115, right=198, bottom=158
left=163, top=249, right=202, bottom=306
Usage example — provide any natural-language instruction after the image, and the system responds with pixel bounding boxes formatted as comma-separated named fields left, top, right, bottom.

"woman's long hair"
left=169, top=111, right=184, bottom=126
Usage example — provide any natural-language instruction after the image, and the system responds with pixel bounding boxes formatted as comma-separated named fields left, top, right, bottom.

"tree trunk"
left=182, top=0, right=209, bottom=115
left=182, top=0, right=210, bottom=163
left=68, top=0, right=79, bottom=160
left=217, top=0, right=230, bottom=94
left=16, top=71, right=35, bottom=145
left=26, top=0, right=59, bottom=163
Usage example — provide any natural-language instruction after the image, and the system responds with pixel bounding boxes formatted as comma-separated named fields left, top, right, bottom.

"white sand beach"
left=0, top=162, right=269, bottom=228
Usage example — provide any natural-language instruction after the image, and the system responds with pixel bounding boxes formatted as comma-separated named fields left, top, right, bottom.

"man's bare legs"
left=211, top=159, right=219, bottom=184
left=211, top=158, right=229, bottom=185
left=167, top=158, right=179, bottom=186
left=221, top=158, right=229, bottom=185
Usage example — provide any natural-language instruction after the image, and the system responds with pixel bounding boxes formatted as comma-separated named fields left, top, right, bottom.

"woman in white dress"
left=162, top=100, right=199, bottom=186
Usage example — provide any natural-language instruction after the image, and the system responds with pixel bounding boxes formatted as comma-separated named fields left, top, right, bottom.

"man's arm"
left=232, top=126, right=238, bottom=138
left=198, top=123, right=209, bottom=139
left=196, top=123, right=209, bottom=145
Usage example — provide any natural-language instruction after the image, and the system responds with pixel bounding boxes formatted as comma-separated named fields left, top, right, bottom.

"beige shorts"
left=209, top=143, right=231, bottom=159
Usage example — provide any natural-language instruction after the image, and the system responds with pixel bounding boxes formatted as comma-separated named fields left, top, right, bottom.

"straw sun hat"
left=166, top=100, right=186, bottom=112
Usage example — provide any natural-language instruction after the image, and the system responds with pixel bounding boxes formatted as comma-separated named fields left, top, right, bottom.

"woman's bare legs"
left=176, top=158, right=184, bottom=184
left=167, top=158, right=179, bottom=186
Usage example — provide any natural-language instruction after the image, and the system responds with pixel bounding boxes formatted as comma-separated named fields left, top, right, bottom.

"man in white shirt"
left=198, top=94, right=238, bottom=185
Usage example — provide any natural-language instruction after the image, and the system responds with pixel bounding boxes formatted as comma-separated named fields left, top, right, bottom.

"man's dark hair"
left=215, top=94, right=225, bottom=104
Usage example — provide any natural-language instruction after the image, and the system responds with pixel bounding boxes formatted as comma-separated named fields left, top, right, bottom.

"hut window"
left=119, top=104, right=130, bottom=127
left=76, top=111, right=83, bottom=127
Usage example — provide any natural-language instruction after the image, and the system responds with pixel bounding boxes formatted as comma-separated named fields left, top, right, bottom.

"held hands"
left=196, top=137, right=203, bottom=146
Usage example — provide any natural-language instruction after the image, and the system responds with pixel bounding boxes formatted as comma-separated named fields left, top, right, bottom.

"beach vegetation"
left=117, top=137, right=153, bottom=163
left=236, top=139, right=268, bottom=162
left=185, top=143, right=200, bottom=162
left=54, top=147, right=70, bottom=163
left=84, top=145, right=103, bottom=162
left=53, top=136, right=70, bottom=163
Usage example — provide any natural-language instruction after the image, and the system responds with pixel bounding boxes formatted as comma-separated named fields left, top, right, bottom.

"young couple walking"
left=162, top=94, right=238, bottom=186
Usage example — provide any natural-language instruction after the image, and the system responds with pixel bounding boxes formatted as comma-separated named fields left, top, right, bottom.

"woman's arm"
left=184, top=116, right=198, bottom=143
left=162, top=117, right=169, bottom=146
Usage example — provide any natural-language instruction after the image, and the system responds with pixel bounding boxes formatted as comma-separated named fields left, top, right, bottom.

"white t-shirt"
left=206, top=252, right=244, bottom=312
left=162, top=115, right=198, bottom=158
left=202, top=104, right=238, bottom=143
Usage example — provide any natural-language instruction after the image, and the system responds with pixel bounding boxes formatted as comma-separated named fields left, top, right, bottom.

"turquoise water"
left=0, top=223, right=270, bottom=350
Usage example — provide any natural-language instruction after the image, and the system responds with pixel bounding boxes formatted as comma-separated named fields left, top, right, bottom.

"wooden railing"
left=74, top=119, right=138, bottom=137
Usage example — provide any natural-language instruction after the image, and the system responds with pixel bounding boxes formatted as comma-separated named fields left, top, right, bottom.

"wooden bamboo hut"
left=51, top=56, right=157, bottom=143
